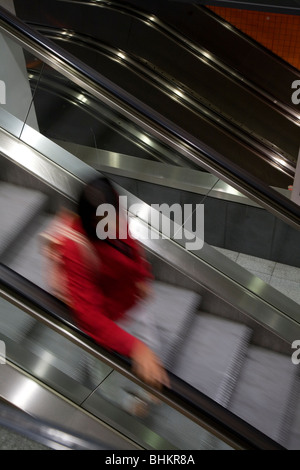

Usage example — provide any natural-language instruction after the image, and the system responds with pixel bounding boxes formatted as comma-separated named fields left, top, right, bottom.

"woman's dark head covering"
left=77, top=176, right=119, bottom=239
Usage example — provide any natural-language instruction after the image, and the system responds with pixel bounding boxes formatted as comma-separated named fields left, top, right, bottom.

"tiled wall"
left=207, top=6, right=300, bottom=70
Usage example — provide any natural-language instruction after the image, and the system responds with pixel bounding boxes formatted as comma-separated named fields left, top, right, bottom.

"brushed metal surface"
left=0, top=361, right=139, bottom=449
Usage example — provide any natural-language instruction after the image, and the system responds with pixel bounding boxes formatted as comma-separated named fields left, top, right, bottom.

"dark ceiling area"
left=168, top=0, right=300, bottom=15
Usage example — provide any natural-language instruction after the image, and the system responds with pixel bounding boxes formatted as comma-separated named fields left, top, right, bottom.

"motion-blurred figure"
left=41, top=176, right=169, bottom=415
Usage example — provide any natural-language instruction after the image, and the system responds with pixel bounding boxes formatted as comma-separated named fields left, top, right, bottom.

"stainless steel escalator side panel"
left=54, top=139, right=292, bottom=207
left=0, top=107, right=24, bottom=138
left=0, top=360, right=140, bottom=450
left=0, top=123, right=93, bottom=202
left=1, top=128, right=300, bottom=348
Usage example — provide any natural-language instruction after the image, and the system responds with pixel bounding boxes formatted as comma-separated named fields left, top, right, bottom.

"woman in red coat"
left=46, top=176, right=169, bottom=398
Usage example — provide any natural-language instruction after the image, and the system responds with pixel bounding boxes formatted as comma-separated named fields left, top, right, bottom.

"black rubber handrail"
left=0, top=263, right=285, bottom=450
left=0, top=5, right=299, bottom=230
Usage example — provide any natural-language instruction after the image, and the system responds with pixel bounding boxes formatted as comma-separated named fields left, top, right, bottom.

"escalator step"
left=142, top=281, right=201, bottom=365
left=172, top=313, right=252, bottom=403
left=7, top=214, right=53, bottom=291
left=228, top=345, right=297, bottom=446
left=117, top=281, right=202, bottom=365
left=286, top=373, right=300, bottom=450
left=0, top=182, right=48, bottom=260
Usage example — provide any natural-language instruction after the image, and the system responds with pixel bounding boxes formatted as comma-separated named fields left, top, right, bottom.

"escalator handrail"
left=0, top=263, right=285, bottom=450
left=0, top=5, right=299, bottom=231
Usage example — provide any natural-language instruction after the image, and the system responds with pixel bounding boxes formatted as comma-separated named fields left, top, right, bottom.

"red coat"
left=58, top=216, right=153, bottom=357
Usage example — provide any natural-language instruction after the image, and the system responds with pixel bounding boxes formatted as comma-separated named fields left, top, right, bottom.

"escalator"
left=1, top=6, right=300, bottom=450
left=0, top=142, right=295, bottom=451
left=12, top=0, right=300, bottom=189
